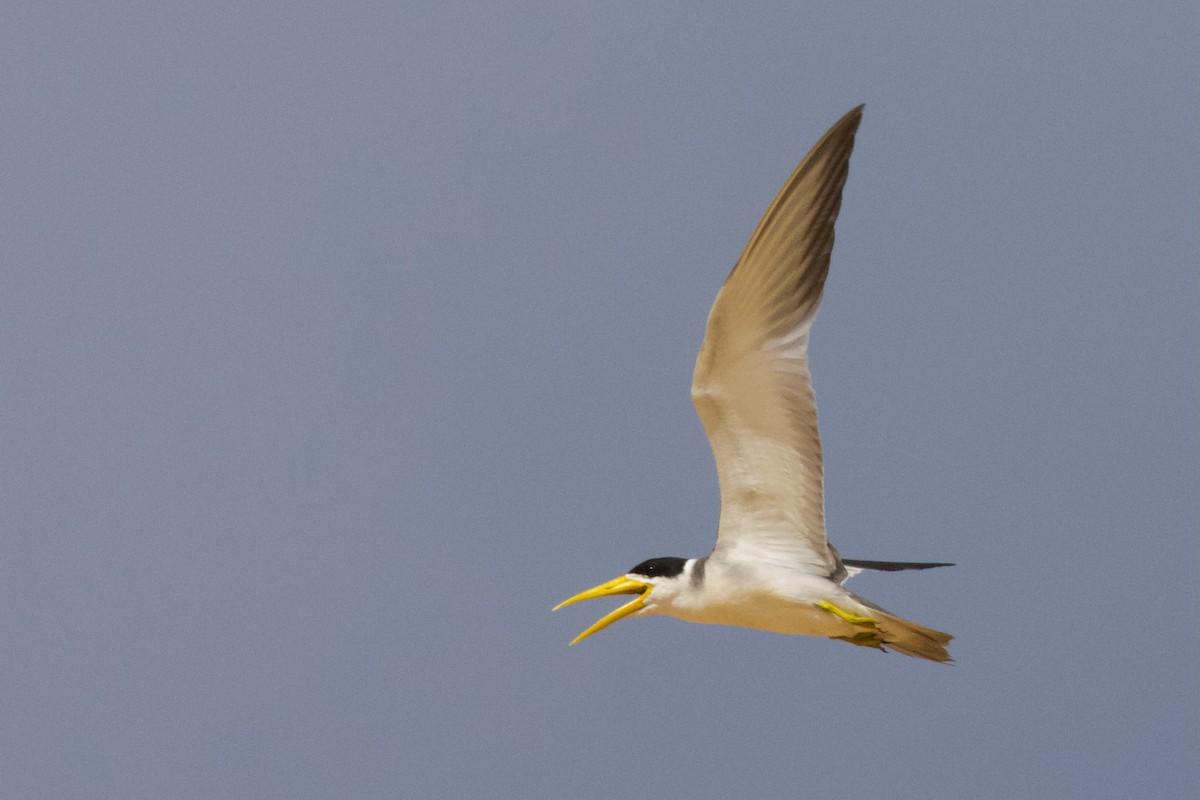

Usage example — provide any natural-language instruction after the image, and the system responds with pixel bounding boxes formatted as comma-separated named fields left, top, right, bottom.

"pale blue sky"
left=2, top=3, right=1197, bottom=798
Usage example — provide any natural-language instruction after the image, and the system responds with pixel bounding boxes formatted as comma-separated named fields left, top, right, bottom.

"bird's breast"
left=668, top=590, right=854, bottom=638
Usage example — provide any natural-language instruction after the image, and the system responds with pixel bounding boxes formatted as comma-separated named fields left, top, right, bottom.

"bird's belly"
left=673, top=595, right=852, bottom=638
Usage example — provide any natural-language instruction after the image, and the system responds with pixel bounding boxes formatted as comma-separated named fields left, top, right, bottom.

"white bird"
left=554, top=106, right=955, bottom=663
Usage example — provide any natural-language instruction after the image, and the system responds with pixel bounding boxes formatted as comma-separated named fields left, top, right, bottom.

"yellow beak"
left=553, top=576, right=653, bottom=645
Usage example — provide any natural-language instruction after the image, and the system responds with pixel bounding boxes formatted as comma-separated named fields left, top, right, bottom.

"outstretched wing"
left=691, top=106, right=862, bottom=576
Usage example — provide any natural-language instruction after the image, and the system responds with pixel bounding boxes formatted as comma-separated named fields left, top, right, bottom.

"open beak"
left=553, top=576, right=653, bottom=645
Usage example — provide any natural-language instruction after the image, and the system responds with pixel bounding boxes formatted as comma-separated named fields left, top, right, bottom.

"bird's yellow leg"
left=832, top=631, right=885, bottom=650
left=817, top=599, right=877, bottom=628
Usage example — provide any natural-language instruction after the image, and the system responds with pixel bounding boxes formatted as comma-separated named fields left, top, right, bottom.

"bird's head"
left=554, top=556, right=690, bottom=645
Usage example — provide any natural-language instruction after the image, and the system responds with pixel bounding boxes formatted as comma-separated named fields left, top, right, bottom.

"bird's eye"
left=629, top=557, right=686, bottom=579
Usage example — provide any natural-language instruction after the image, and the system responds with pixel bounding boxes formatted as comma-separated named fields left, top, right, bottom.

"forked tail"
left=832, top=596, right=954, bottom=663
left=871, top=609, right=954, bottom=663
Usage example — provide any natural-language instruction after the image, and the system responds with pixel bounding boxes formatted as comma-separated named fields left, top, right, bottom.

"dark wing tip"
left=721, top=103, right=865, bottom=302
left=842, top=559, right=956, bottom=572
left=821, top=104, right=865, bottom=146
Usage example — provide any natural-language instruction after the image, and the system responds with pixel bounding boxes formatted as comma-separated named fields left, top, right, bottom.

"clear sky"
left=2, top=3, right=1196, bottom=798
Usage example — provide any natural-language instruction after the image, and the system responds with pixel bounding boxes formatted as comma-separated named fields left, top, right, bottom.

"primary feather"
left=692, top=105, right=862, bottom=577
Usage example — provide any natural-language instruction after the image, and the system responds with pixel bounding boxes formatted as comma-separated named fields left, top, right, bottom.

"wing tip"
left=841, top=559, right=956, bottom=572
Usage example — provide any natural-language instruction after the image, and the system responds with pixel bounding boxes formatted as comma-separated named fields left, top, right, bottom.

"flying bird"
left=554, top=106, right=955, bottom=663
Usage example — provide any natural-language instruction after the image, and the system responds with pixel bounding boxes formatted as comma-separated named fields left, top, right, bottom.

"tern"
left=554, top=106, right=955, bottom=663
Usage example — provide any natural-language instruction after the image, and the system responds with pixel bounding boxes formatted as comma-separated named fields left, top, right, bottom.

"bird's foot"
left=817, top=599, right=877, bottom=628
left=832, top=631, right=885, bottom=650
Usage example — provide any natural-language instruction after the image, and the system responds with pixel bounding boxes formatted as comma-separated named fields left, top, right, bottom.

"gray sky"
left=2, top=2, right=1197, bottom=798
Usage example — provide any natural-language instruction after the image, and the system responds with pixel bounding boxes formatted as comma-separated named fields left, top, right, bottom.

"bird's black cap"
left=628, top=557, right=687, bottom=579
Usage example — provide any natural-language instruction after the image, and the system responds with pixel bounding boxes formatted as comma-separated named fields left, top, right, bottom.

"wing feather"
left=691, top=106, right=862, bottom=576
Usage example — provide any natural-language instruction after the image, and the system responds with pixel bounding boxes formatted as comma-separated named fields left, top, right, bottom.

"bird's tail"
left=869, top=608, right=954, bottom=664
left=831, top=594, right=954, bottom=663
